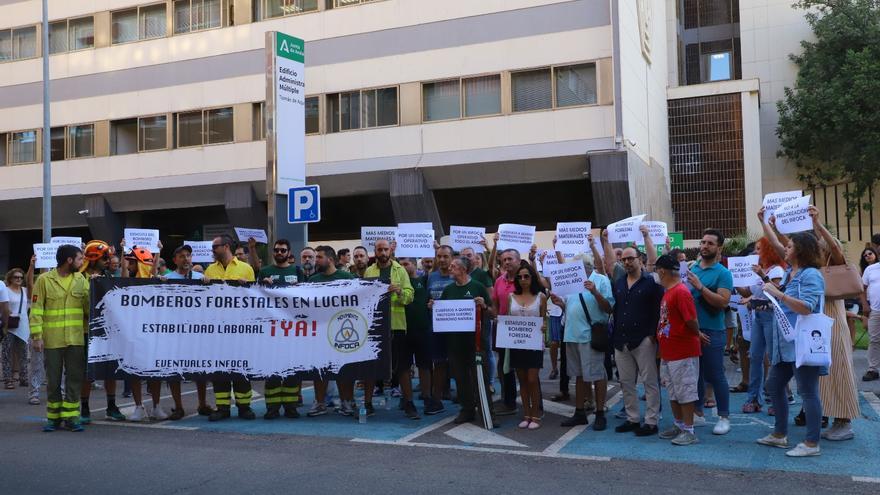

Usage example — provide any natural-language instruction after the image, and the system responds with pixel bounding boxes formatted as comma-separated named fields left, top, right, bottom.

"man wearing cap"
left=79, top=240, right=126, bottom=423
left=205, top=235, right=257, bottom=421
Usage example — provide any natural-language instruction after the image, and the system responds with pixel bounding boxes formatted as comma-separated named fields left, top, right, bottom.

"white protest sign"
left=762, top=190, right=802, bottom=223
left=732, top=295, right=753, bottom=342
left=124, top=229, right=160, bottom=252
left=539, top=249, right=561, bottom=272
left=34, top=243, right=56, bottom=269
left=398, top=222, right=433, bottom=231
left=361, top=226, right=398, bottom=254
left=637, top=221, right=668, bottom=246
left=555, top=222, right=591, bottom=256
left=395, top=229, right=436, bottom=258
left=233, top=227, right=268, bottom=244
left=496, top=223, right=536, bottom=257
left=680, top=261, right=692, bottom=289
left=432, top=299, right=476, bottom=333
left=607, top=215, right=646, bottom=243
left=50, top=236, right=82, bottom=249
left=496, top=315, right=545, bottom=351
left=449, top=226, right=486, bottom=254
left=774, top=195, right=813, bottom=234
left=184, top=241, right=214, bottom=263
left=765, top=292, right=796, bottom=342
left=728, top=255, right=761, bottom=288
left=545, top=261, right=588, bottom=297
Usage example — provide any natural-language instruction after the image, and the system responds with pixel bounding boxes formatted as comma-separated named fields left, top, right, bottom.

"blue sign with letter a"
left=287, top=185, right=320, bottom=224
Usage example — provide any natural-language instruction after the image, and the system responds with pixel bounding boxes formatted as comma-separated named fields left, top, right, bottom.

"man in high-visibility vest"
left=31, top=244, right=91, bottom=432
left=204, top=235, right=257, bottom=421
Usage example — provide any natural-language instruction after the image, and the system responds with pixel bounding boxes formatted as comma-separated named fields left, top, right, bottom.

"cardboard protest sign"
left=545, top=261, right=588, bottom=297
left=184, top=241, right=214, bottom=263
left=762, top=190, right=802, bottom=224
left=361, top=227, right=398, bottom=254
left=607, top=215, right=646, bottom=244
left=449, top=226, right=486, bottom=254
left=432, top=299, right=476, bottom=333
left=496, top=224, right=535, bottom=257
left=395, top=229, right=436, bottom=258
left=555, top=222, right=591, bottom=256
left=774, top=195, right=813, bottom=234
left=728, top=255, right=761, bottom=288
left=233, top=227, right=268, bottom=244
left=124, top=229, right=160, bottom=252
left=496, top=316, right=544, bottom=351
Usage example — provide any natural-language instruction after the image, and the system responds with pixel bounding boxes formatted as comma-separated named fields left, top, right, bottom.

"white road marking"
left=351, top=438, right=611, bottom=462
left=543, top=424, right=588, bottom=456
left=861, top=391, right=880, bottom=417
left=89, top=419, right=199, bottom=431
left=395, top=415, right=456, bottom=444
left=852, top=476, right=880, bottom=484
left=444, top=423, right=528, bottom=448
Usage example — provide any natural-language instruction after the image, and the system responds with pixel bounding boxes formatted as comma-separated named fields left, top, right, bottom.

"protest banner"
left=762, top=190, right=802, bottom=223
left=50, top=236, right=82, bottom=249
left=33, top=243, right=56, bottom=269
left=728, top=255, right=761, bottom=288
left=184, top=241, right=214, bottom=263
left=555, top=222, right=591, bottom=256
left=607, top=215, right=646, bottom=243
left=233, top=227, right=268, bottom=244
left=449, top=226, right=486, bottom=253
left=87, top=278, right=391, bottom=380
left=361, top=226, right=398, bottom=253
left=124, top=229, right=160, bottom=252
left=774, top=195, right=813, bottom=234
left=496, top=315, right=544, bottom=351
left=545, top=261, right=588, bottom=297
left=395, top=229, right=436, bottom=258
left=431, top=299, right=476, bottom=333
left=765, top=292, right=796, bottom=342
left=638, top=221, right=668, bottom=246
left=496, top=224, right=535, bottom=257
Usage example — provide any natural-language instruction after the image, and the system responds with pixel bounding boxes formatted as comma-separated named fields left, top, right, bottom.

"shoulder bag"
left=579, top=293, right=609, bottom=353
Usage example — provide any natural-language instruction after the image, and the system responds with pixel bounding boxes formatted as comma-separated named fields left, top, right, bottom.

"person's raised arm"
left=150, top=241, right=163, bottom=278
left=601, top=229, right=615, bottom=278
left=247, top=237, right=263, bottom=273
left=640, top=225, right=658, bottom=270
left=758, top=207, right=786, bottom=260
left=119, top=239, right=130, bottom=279
left=488, top=233, right=499, bottom=280
left=27, top=255, right=36, bottom=295
left=809, top=205, right=845, bottom=266
left=589, top=234, right=606, bottom=276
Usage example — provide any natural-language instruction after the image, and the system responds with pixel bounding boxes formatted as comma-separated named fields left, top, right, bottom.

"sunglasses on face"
left=11, top=275, right=23, bottom=280
left=865, top=253, right=875, bottom=258
left=274, top=248, right=289, bottom=253
left=621, top=256, right=638, bottom=263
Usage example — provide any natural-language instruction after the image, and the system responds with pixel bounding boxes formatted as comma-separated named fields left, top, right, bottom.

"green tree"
left=776, top=0, right=880, bottom=217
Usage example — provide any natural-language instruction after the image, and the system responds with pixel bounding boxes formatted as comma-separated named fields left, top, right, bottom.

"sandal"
left=742, top=401, right=761, bottom=413
left=549, top=369, right=559, bottom=380
left=729, top=383, right=748, bottom=393
left=518, top=418, right=531, bottom=429
left=4, top=381, right=14, bottom=390
left=704, top=399, right=717, bottom=409
left=528, top=417, right=541, bottom=430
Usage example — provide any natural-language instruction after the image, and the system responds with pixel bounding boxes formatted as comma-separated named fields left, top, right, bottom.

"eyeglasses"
left=621, top=256, right=638, bottom=263
left=865, top=253, right=876, bottom=259
left=10, top=275, right=23, bottom=280
left=274, top=248, right=289, bottom=253
left=211, top=244, right=223, bottom=249
left=516, top=274, right=531, bottom=280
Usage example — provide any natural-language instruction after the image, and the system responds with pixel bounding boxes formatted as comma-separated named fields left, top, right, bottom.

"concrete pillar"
left=389, top=169, right=444, bottom=236
left=588, top=151, right=632, bottom=226
left=84, top=196, right=124, bottom=245
left=224, top=184, right=267, bottom=232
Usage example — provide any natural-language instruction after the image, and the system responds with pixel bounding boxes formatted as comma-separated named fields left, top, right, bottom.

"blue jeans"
left=696, top=329, right=730, bottom=417
left=767, top=362, right=821, bottom=444
left=747, top=310, right=775, bottom=404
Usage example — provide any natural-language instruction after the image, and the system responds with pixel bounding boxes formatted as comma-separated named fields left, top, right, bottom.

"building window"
left=703, top=51, right=732, bottom=81
left=113, top=4, right=167, bottom=44
left=328, top=0, right=380, bottom=8
left=139, top=115, right=168, bottom=151
left=511, top=69, right=552, bottom=112
left=555, top=63, right=597, bottom=107
left=252, top=103, right=264, bottom=141
left=48, top=21, right=68, bottom=54
left=67, top=124, right=95, bottom=158
left=463, top=75, right=501, bottom=117
left=423, top=80, right=460, bottom=122
left=0, top=133, right=6, bottom=166
left=50, top=127, right=65, bottom=161
left=176, top=107, right=233, bottom=147
left=9, top=130, right=38, bottom=164
left=326, top=87, right=397, bottom=133
left=305, top=96, right=320, bottom=134
left=110, top=119, right=138, bottom=156
left=0, top=26, right=37, bottom=62
left=174, top=0, right=233, bottom=35
left=48, top=17, right=95, bottom=54
left=255, top=0, right=318, bottom=20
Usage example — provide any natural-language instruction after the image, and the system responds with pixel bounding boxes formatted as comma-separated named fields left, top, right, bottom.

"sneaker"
left=671, top=430, right=698, bottom=446
left=424, top=399, right=445, bottom=416
left=692, top=414, right=707, bottom=427
left=283, top=406, right=300, bottom=419
left=785, top=442, right=821, bottom=457
left=615, top=421, right=640, bottom=433
left=788, top=395, right=796, bottom=405
left=28, top=397, right=40, bottom=405
left=65, top=420, right=84, bottom=432
left=550, top=393, right=570, bottom=402
left=209, top=408, right=231, bottom=422
left=560, top=412, right=588, bottom=427
left=391, top=387, right=402, bottom=398
left=105, top=406, right=126, bottom=421
left=713, top=417, right=731, bottom=435
left=635, top=424, right=659, bottom=437
left=862, top=370, right=879, bottom=381
left=307, top=403, right=328, bottom=417
left=197, top=405, right=214, bottom=416
left=128, top=405, right=148, bottom=422
left=168, top=408, right=185, bottom=421
left=42, top=421, right=60, bottom=432
left=403, top=401, right=421, bottom=420
left=337, top=400, right=355, bottom=417
left=767, top=406, right=776, bottom=416
left=614, top=407, right=628, bottom=420
left=151, top=404, right=170, bottom=421
left=495, top=405, right=518, bottom=417
left=593, top=414, right=607, bottom=431
left=659, top=425, right=682, bottom=440
left=364, top=402, right=376, bottom=417
left=80, top=413, right=91, bottom=425
left=822, top=424, right=854, bottom=441
left=237, top=406, right=256, bottom=420
left=453, top=411, right=476, bottom=424
left=264, top=406, right=281, bottom=420
left=756, top=433, right=789, bottom=448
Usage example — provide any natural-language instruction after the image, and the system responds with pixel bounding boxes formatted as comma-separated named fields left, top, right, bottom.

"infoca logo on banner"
left=328, top=310, right=369, bottom=353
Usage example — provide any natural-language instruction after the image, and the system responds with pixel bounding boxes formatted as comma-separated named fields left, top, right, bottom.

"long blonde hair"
left=4, top=268, right=24, bottom=286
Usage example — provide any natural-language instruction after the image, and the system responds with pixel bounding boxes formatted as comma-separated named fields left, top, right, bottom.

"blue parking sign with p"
left=288, top=185, right=320, bottom=224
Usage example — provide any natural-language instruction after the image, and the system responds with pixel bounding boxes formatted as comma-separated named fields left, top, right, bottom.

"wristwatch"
left=761, top=275, right=770, bottom=283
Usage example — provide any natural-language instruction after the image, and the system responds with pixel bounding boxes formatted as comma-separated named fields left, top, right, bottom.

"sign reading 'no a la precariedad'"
left=273, top=32, right=305, bottom=194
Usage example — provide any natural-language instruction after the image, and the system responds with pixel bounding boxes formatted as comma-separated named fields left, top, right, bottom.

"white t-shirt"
left=862, top=263, right=880, bottom=311
left=0, top=281, right=8, bottom=303
left=749, top=265, right=785, bottom=300
left=4, top=285, right=29, bottom=341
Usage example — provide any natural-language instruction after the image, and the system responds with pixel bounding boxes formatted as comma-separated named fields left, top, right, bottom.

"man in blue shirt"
left=686, top=229, right=733, bottom=435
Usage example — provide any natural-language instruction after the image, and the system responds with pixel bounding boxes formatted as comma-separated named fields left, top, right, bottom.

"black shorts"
left=392, top=331, right=431, bottom=374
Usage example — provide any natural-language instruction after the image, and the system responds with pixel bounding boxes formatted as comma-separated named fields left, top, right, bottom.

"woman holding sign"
left=505, top=261, right=547, bottom=430
left=756, top=229, right=826, bottom=457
